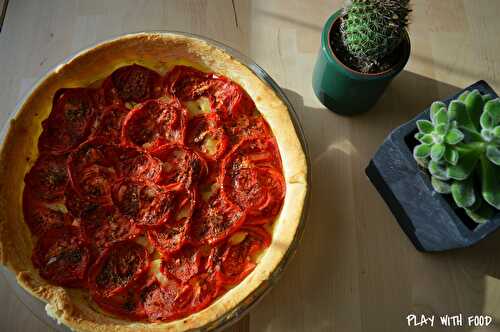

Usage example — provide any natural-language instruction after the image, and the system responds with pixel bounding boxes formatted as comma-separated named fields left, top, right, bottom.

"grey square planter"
left=366, top=80, right=500, bottom=252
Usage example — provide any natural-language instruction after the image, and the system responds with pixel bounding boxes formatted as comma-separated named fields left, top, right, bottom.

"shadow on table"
left=253, top=71, right=500, bottom=331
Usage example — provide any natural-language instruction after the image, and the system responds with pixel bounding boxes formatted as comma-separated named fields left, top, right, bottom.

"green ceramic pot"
left=312, top=10, right=411, bottom=116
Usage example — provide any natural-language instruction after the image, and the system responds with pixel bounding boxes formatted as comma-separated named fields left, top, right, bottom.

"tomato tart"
left=0, top=33, right=307, bottom=331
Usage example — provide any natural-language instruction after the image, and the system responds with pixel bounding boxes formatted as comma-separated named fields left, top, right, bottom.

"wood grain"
left=1, top=1, right=500, bottom=331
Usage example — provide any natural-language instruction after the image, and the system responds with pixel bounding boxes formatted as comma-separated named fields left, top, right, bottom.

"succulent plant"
left=413, top=89, right=500, bottom=223
left=340, top=0, right=411, bottom=73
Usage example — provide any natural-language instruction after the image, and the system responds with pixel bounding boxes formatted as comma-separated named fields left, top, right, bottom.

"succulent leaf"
left=484, top=99, right=500, bottom=124
left=481, top=128, right=494, bottom=142
left=480, top=155, right=500, bottom=209
left=446, top=146, right=480, bottom=180
left=480, top=111, right=494, bottom=130
left=445, top=128, right=464, bottom=145
left=413, top=144, right=431, bottom=159
left=416, top=120, right=434, bottom=134
left=430, top=101, right=446, bottom=122
left=444, top=148, right=459, bottom=165
left=431, top=177, right=451, bottom=194
left=451, top=177, right=475, bottom=208
left=483, top=94, right=493, bottom=103
left=493, top=126, right=500, bottom=138
left=419, top=134, right=433, bottom=144
left=433, top=109, right=449, bottom=126
left=465, top=199, right=494, bottom=224
left=430, top=143, right=446, bottom=161
left=458, top=90, right=470, bottom=102
left=464, top=89, right=483, bottom=131
left=449, top=100, right=476, bottom=132
left=429, top=160, right=449, bottom=181
left=486, top=145, right=500, bottom=165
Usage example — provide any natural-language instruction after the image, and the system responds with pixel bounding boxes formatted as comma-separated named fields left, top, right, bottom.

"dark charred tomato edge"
left=27, top=64, right=286, bottom=323
left=31, top=226, right=90, bottom=288
left=88, top=241, right=150, bottom=299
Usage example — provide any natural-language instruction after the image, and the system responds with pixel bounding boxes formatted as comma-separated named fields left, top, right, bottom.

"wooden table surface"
left=1, top=1, right=500, bottom=331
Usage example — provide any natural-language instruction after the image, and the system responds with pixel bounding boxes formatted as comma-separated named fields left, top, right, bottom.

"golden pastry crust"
left=0, top=32, right=307, bottom=331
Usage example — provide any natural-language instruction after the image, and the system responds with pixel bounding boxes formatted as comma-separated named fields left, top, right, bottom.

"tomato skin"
left=121, top=99, right=188, bottom=150
left=39, top=88, right=98, bottom=154
left=209, top=77, right=255, bottom=118
left=189, top=191, right=246, bottom=245
left=160, top=246, right=201, bottom=283
left=80, top=204, right=141, bottom=252
left=88, top=241, right=150, bottom=299
left=102, top=64, right=162, bottom=105
left=142, top=275, right=195, bottom=322
left=23, top=191, right=72, bottom=236
left=90, top=104, right=130, bottom=143
left=163, top=65, right=214, bottom=101
left=151, top=143, right=208, bottom=189
left=92, top=275, right=153, bottom=320
left=32, top=226, right=90, bottom=287
left=216, top=226, right=271, bottom=286
left=24, top=153, right=69, bottom=204
left=185, top=113, right=229, bottom=160
left=112, top=179, right=176, bottom=228
left=222, top=166, right=285, bottom=219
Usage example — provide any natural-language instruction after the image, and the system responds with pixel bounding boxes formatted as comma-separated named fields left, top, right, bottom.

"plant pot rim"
left=324, top=9, right=411, bottom=79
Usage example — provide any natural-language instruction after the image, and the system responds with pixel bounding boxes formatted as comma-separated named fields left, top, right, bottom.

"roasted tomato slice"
left=90, top=104, right=130, bottom=143
left=216, top=226, right=271, bottom=285
left=24, top=153, right=69, bottom=203
left=224, top=113, right=271, bottom=145
left=222, top=166, right=285, bottom=218
left=190, top=191, right=245, bottom=245
left=161, top=246, right=202, bottom=283
left=163, top=65, right=213, bottom=101
left=32, top=226, right=90, bottom=287
left=112, top=146, right=162, bottom=182
left=210, top=78, right=255, bottom=118
left=23, top=191, right=72, bottom=236
left=102, top=64, right=162, bottom=105
left=143, top=277, right=192, bottom=322
left=121, top=99, right=188, bottom=150
left=80, top=205, right=140, bottom=251
left=71, top=164, right=114, bottom=204
left=186, top=113, right=228, bottom=160
left=223, top=137, right=282, bottom=170
left=38, top=88, right=97, bottom=153
left=68, top=137, right=117, bottom=169
left=151, top=143, right=208, bottom=189
left=92, top=276, right=152, bottom=320
left=88, top=241, right=149, bottom=298
left=187, top=272, right=220, bottom=312
left=147, top=188, right=195, bottom=256
left=112, top=179, right=176, bottom=228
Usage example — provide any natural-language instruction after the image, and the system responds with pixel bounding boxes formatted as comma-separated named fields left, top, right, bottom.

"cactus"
left=413, top=90, right=500, bottom=223
left=340, top=0, right=411, bottom=72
